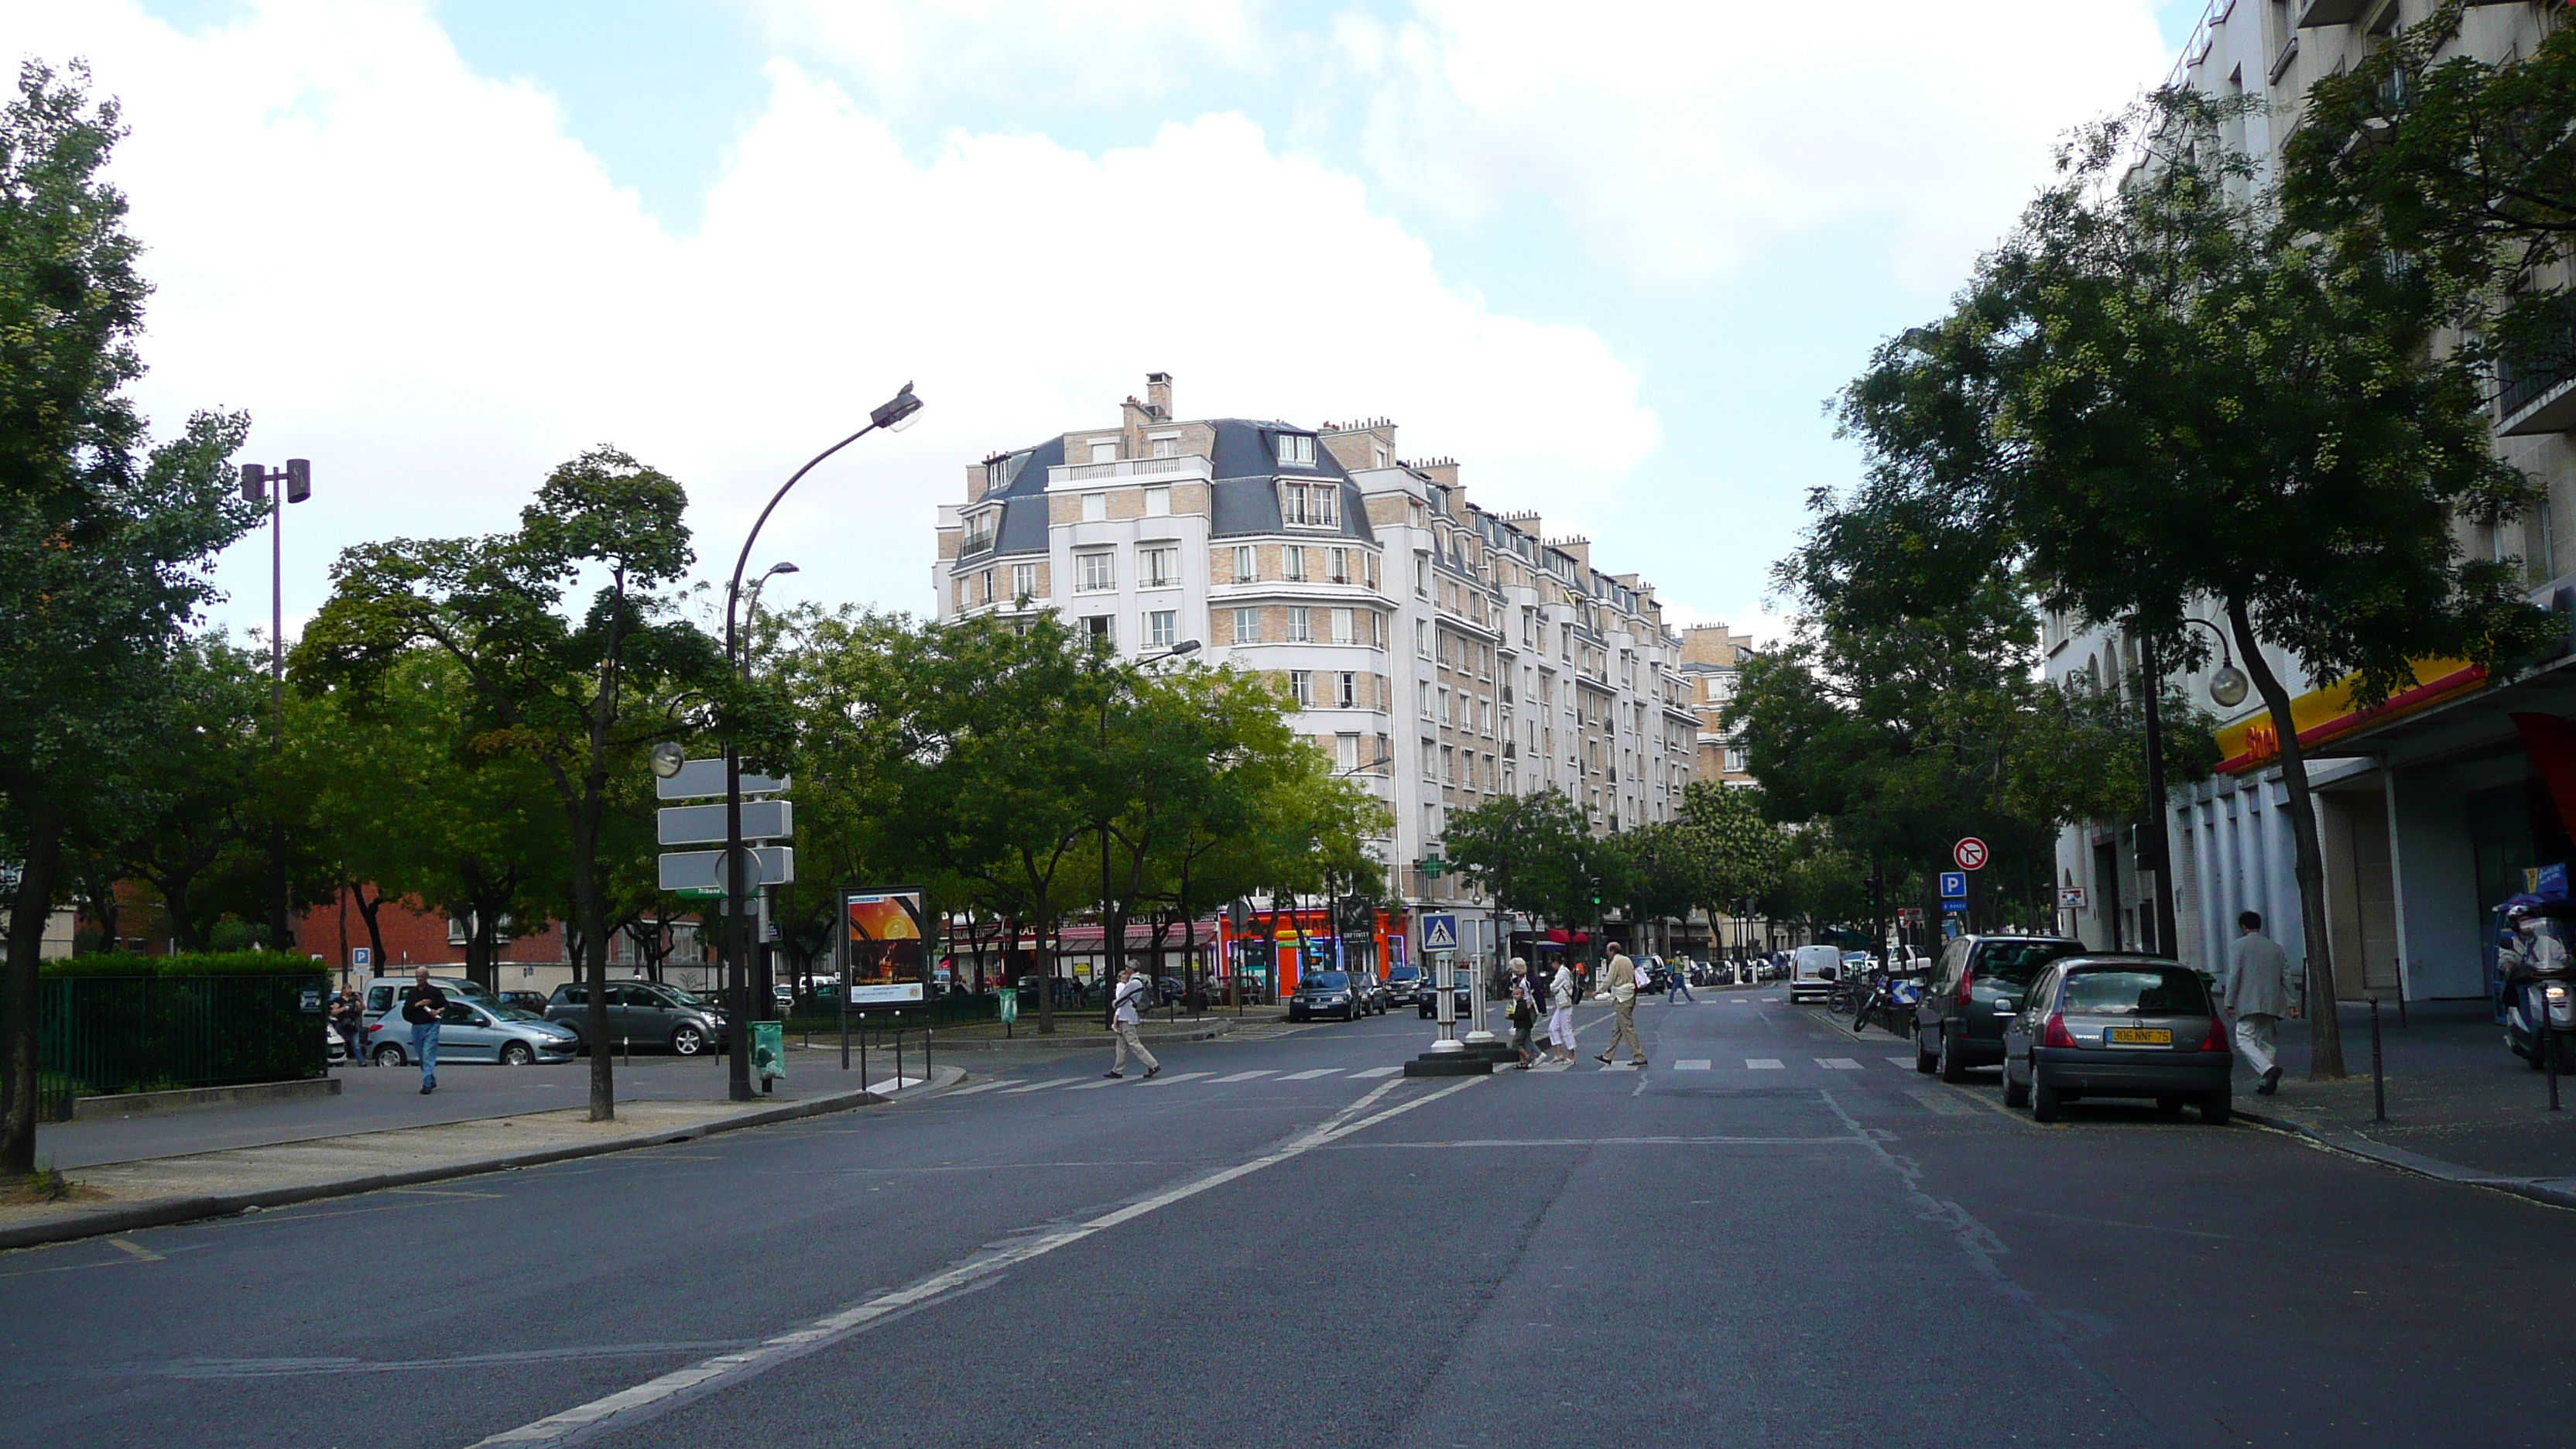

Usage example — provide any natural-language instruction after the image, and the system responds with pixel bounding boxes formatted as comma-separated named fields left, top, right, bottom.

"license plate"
left=2107, top=1026, right=2172, bottom=1046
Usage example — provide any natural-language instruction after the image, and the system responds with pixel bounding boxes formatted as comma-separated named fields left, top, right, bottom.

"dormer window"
left=1275, top=433, right=1316, bottom=468
left=1281, top=481, right=1340, bottom=529
left=961, top=509, right=998, bottom=555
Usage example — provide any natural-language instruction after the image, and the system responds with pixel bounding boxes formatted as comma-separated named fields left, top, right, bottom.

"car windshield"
left=2060, top=967, right=2210, bottom=1016
left=1303, top=972, right=1349, bottom=992
left=1389, top=967, right=1420, bottom=981
left=659, top=988, right=708, bottom=1008
left=1974, top=940, right=2081, bottom=988
left=492, top=1005, right=546, bottom=1023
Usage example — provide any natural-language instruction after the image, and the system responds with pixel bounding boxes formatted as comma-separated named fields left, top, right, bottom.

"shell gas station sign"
left=2211, top=657, right=2486, bottom=774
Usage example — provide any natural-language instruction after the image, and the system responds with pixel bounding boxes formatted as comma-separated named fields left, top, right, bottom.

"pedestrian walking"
left=1595, top=943, right=1648, bottom=1067
left=331, top=991, right=363, bottom=1063
left=399, top=967, right=447, bottom=1094
left=1506, top=957, right=1538, bottom=1069
left=2224, top=910, right=2291, bottom=1095
left=1546, top=957, right=1579, bottom=1064
left=1103, top=965, right=1161, bottom=1080
left=1667, top=957, right=1694, bottom=1004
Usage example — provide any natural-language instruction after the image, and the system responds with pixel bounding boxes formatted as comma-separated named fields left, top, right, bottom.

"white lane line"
left=468, top=1074, right=1483, bottom=1447
left=1063, top=1077, right=1127, bottom=1091
left=1884, top=1056, right=1917, bottom=1068
left=1278, top=1068, right=1341, bottom=1081
left=1000, top=1079, right=1074, bottom=1094
left=1674, top=1060, right=1711, bottom=1070
left=1817, top=1057, right=1862, bottom=1071
left=1137, top=1071, right=1212, bottom=1088
left=1348, top=1067, right=1400, bottom=1078
left=941, top=1080, right=1018, bottom=1097
left=1745, top=1058, right=1785, bottom=1070
left=865, top=1077, right=923, bottom=1094
left=1211, top=1070, right=1276, bottom=1083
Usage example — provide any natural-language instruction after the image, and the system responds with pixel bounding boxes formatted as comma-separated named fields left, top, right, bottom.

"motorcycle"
left=2500, top=907, right=2576, bottom=1073
left=1851, top=969, right=1920, bottom=1038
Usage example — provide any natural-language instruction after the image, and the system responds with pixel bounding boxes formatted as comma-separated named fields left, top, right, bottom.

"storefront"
left=1215, top=906, right=1406, bottom=997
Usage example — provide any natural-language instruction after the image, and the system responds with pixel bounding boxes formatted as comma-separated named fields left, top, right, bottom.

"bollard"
left=2550, top=1009, right=2562, bottom=1113
left=859, top=1013, right=868, bottom=1092
left=2369, top=997, right=2386, bottom=1124
left=896, top=1028, right=906, bottom=1090
left=621, top=1035, right=629, bottom=1067
left=924, top=1026, right=933, bottom=1086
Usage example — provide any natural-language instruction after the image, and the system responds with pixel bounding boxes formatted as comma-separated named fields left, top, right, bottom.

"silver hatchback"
left=365, top=999, right=581, bottom=1067
left=2002, top=956, right=2233, bottom=1124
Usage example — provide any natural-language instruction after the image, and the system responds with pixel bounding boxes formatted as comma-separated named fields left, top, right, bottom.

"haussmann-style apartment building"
left=930, top=374, right=1704, bottom=972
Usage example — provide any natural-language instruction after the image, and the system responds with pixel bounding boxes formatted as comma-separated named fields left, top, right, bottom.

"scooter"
left=2499, top=907, right=2576, bottom=1073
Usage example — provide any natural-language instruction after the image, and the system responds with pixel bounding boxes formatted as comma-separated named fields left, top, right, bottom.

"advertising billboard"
left=842, top=886, right=930, bottom=1003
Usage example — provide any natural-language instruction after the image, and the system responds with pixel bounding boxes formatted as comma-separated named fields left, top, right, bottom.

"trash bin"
left=752, top=1020, right=785, bottom=1090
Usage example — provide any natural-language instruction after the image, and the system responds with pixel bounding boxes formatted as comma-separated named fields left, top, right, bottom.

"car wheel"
left=671, top=1024, right=706, bottom=1056
left=372, top=1043, right=406, bottom=1067
left=500, top=1042, right=534, bottom=1067
left=2031, top=1074, right=2062, bottom=1124
left=2201, top=1092, right=2232, bottom=1125
left=2002, top=1059, right=2030, bottom=1109
left=1937, top=1027, right=1969, bottom=1084
left=1913, top=1028, right=1937, bottom=1074
left=2154, top=1094, right=2184, bottom=1120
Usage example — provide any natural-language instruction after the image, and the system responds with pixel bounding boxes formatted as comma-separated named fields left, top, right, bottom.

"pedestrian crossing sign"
left=1421, top=914, right=1458, bottom=952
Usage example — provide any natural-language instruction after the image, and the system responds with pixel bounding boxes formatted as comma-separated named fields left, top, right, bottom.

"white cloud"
left=9, top=0, right=1656, bottom=631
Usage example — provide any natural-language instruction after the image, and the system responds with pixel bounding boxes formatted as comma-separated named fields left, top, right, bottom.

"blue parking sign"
left=1939, top=871, right=1968, bottom=901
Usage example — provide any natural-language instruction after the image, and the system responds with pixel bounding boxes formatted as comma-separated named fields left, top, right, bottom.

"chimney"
left=1146, top=372, right=1173, bottom=419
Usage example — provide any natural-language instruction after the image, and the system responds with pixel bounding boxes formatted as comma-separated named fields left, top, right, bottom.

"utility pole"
left=239, top=459, right=310, bottom=954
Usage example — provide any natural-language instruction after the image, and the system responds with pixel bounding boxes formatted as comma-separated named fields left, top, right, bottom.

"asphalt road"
left=6, top=990, right=2573, bottom=1448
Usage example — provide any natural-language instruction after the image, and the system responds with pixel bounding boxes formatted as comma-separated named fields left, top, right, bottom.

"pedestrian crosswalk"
left=943, top=1053, right=1952, bottom=1101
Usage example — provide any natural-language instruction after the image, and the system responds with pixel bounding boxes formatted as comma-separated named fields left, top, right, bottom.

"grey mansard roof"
left=971, top=420, right=1377, bottom=560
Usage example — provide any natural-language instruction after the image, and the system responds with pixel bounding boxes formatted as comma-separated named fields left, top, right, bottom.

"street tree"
left=1851, top=91, right=2549, bottom=1074
left=0, top=62, right=256, bottom=1173
left=296, top=448, right=722, bottom=1118
left=1670, top=781, right=1786, bottom=957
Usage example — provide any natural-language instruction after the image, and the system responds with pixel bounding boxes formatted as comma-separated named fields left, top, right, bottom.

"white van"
left=1787, top=945, right=1842, bottom=1003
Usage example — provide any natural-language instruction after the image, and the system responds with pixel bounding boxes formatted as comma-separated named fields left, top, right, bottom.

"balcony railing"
left=1047, top=454, right=1213, bottom=488
left=2499, top=327, right=2576, bottom=437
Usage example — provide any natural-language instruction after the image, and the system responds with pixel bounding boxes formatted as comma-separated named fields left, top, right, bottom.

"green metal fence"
left=24, top=973, right=329, bottom=1122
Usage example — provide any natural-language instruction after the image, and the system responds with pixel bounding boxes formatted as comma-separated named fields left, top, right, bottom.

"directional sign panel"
left=657, top=800, right=793, bottom=846
left=1939, top=871, right=1968, bottom=902
left=1420, top=913, right=1459, bottom=952
left=654, top=759, right=791, bottom=801
left=1953, top=837, right=1990, bottom=872
left=657, top=846, right=794, bottom=896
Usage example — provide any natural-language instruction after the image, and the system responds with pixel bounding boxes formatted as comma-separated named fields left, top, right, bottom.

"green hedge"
left=39, top=950, right=323, bottom=979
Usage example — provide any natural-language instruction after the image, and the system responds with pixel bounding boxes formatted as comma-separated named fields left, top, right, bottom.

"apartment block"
left=1678, top=622, right=1758, bottom=785
left=931, top=375, right=1704, bottom=969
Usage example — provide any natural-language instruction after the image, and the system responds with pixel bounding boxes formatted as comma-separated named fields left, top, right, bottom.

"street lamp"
left=240, top=457, right=311, bottom=953
left=718, top=383, right=921, bottom=1101
left=2136, top=615, right=2253, bottom=959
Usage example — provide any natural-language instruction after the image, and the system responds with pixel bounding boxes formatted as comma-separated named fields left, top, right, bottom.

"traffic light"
left=1588, top=875, right=1602, bottom=909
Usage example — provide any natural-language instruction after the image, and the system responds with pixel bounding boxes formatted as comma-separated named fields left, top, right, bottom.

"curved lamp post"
left=2137, top=615, right=2253, bottom=961
left=717, top=383, right=921, bottom=1101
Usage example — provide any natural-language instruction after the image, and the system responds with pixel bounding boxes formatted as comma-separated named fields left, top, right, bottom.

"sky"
left=9, top=0, right=2215, bottom=646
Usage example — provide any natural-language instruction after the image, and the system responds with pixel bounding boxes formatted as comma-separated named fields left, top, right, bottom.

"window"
left=1090, top=440, right=1118, bottom=464
left=1290, top=670, right=1314, bottom=707
left=1414, top=556, right=1430, bottom=597
left=1338, top=671, right=1357, bottom=708
left=1419, top=682, right=1434, bottom=718
left=984, top=457, right=1013, bottom=494
left=1077, top=550, right=1115, bottom=592
left=1012, top=562, right=1036, bottom=600
left=1286, top=607, right=1313, bottom=642
left=1372, top=613, right=1385, bottom=649
left=1150, top=435, right=1179, bottom=459
left=1275, top=433, right=1315, bottom=467
left=1084, top=615, right=1115, bottom=646
left=1725, top=748, right=1747, bottom=773
left=1331, top=608, right=1354, bottom=645
left=1144, top=486, right=1171, bottom=516
left=1280, top=481, right=1340, bottom=528
left=1283, top=547, right=1308, bottom=583
left=1441, top=745, right=1455, bottom=784
left=1149, top=610, right=1177, bottom=649
left=1329, top=546, right=1350, bottom=584
left=1140, top=544, right=1179, bottom=588
left=1082, top=493, right=1108, bottom=522
left=978, top=569, right=995, bottom=605
left=961, top=511, right=996, bottom=553
left=1233, top=545, right=1256, bottom=582
left=1336, top=732, right=1361, bottom=769
left=1415, top=621, right=1430, bottom=658
left=1437, top=687, right=1451, bottom=726
left=1232, top=607, right=1260, bottom=644
left=1365, top=553, right=1379, bottom=590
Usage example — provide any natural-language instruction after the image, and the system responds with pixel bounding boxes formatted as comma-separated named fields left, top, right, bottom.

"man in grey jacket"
left=1594, top=944, right=1647, bottom=1068
left=2225, top=911, right=2291, bottom=1095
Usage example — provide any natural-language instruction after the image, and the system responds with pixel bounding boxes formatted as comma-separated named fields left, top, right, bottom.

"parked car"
left=1385, top=964, right=1424, bottom=1005
left=325, top=1020, right=348, bottom=1066
left=1351, top=971, right=1390, bottom=1014
left=546, top=980, right=728, bottom=1055
left=1911, top=935, right=2086, bottom=1081
left=498, top=990, right=550, bottom=1014
left=1416, top=971, right=1475, bottom=1020
left=2002, top=955, right=2232, bottom=1124
left=365, top=999, right=580, bottom=1067
left=359, top=975, right=489, bottom=1027
left=1288, top=970, right=1366, bottom=1023
left=1786, top=944, right=1842, bottom=1003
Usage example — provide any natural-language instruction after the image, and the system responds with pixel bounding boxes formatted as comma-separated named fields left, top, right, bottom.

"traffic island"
left=1404, top=1053, right=1493, bottom=1077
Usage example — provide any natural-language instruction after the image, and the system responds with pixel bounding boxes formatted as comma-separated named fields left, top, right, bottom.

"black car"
left=1416, top=972, right=1475, bottom=1020
left=2002, top=954, right=2233, bottom=1123
left=1911, top=935, right=2085, bottom=1081
left=1287, top=969, right=1365, bottom=1023
left=1384, top=964, right=1425, bottom=1005
left=498, top=990, right=551, bottom=1014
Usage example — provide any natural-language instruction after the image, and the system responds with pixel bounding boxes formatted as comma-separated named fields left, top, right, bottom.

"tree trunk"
left=355, top=884, right=387, bottom=973
left=1036, top=914, right=1057, bottom=1035
left=568, top=796, right=615, bottom=1120
left=2227, top=596, right=2345, bottom=1079
left=2, top=796, right=67, bottom=1173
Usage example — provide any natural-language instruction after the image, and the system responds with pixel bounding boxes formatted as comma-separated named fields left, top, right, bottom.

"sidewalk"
left=2236, top=999, right=2576, bottom=1208
left=3, top=1065, right=964, bottom=1252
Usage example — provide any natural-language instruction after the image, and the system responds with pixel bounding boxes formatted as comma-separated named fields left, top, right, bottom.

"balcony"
left=2499, top=333, right=2576, bottom=438
left=2294, top=0, right=2367, bottom=25
left=1046, top=454, right=1213, bottom=488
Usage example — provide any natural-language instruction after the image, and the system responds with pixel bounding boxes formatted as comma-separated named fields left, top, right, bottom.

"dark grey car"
left=546, top=981, right=728, bottom=1055
left=1911, top=936, right=2084, bottom=1081
left=2002, top=956, right=2233, bottom=1123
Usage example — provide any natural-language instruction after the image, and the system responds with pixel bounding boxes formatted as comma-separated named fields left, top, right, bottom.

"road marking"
left=1348, top=1066, right=1399, bottom=1078
left=1745, top=1058, right=1785, bottom=1070
left=108, top=1238, right=163, bottom=1262
left=1211, top=1070, right=1276, bottom=1083
left=942, top=1079, right=1019, bottom=1097
left=1885, top=1056, right=1917, bottom=1068
left=1137, top=1071, right=1211, bottom=1088
left=1903, top=1086, right=1976, bottom=1117
left=1674, top=1060, right=1711, bottom=1070
left=464, top=1074, right=1485, bottom=1447
left=865, top=1077, right=925, bottom=1094
left=1278, top=1068, right=1341, bottom=1081
left=1063, top=1077, right=1128, bottom=1091
left=385, top=1187, right=506, bottom=1200
left=1000, top=1079, right=1074, bottom=1094
left=1328, top=1135, right=1865, bottom=1149
left=1817, top=1057, right=1862, bottom=1071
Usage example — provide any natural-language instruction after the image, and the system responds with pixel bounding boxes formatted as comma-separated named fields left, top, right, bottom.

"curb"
left=2234, top=1106, right=2576, bottom=1212
left=73, top=1077, right=341, bottom=1120
left=2, top=1064, right=967, bottom=1253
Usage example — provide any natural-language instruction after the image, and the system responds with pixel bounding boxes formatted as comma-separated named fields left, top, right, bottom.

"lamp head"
left=1169, top=639, right=1202, bottom=657
left=872, top=382, right=923, bottom=433
left=2208, top=663, right=2251, bottom=710
left=649, top=741, right=686, bottom=779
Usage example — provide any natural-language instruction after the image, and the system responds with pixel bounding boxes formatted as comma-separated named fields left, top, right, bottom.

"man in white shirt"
left=1104, top=965, right=1160, bottom=1080
left=2224, top=911, right=2292, bottom=1095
